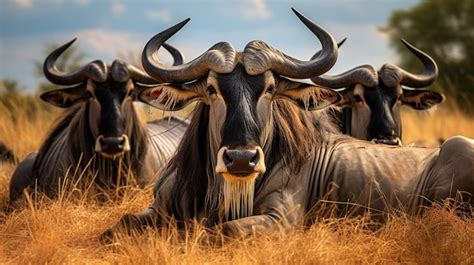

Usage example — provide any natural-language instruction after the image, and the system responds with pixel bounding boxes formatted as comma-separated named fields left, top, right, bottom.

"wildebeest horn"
left=142, top=18, right=236, bottom=83
left=243, top=8, right=338, bottom=78
left=111, top=43, right=185, bottom=84
left=380, top=39, right=438, bottom=88
left=44, top=38, right=108, bottom=85
left=310, top=64, right=378, bottom=89
left=163, top=43, right=185, bottom=66
left=311, top=38, right=347, bottom=60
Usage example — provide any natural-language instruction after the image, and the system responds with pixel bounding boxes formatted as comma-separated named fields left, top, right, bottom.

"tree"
left=0, top=79, right=22, bottom=95
left=35, top=42, right=86, bottom=93
left=381, top=0, right=474, bottom=112
left=0, top=79, right=37, bottom=118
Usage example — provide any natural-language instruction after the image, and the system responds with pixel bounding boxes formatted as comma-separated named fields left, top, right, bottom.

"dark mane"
left=162, top=98, right=337, bottom=223
left=158, top=103, right=210, bottom=223
left=270, top=100, right=336, bottom=172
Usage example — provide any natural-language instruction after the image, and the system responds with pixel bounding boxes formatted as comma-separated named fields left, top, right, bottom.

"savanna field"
left=0, top=101, right=473, bottom=264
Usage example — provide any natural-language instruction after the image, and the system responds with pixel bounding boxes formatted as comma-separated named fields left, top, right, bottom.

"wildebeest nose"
left=101, top=136, right=125, bottom=153
left=95, top=135, right=131, bottom=156
left=223, top=149, right=259, bottom=175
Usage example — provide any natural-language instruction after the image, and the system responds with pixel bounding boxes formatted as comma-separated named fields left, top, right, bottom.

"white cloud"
left=11, top=0, right=33, bottom=8
left=111, top=2, right=125, bottom=16
left=147, top=9, right=172, bottom=23
left=242, top=0, right=271, bottom=20
left=75, top=29, right=142, bottom=57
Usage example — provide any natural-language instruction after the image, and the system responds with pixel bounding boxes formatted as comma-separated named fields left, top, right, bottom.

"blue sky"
left=1, top=0, right=418, bottom=91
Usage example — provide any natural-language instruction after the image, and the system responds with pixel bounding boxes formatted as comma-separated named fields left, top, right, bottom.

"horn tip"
left=170, top=18, right=191, bottom=35
left=339, top=37, right=347, bottom=46
left=181, top=18, right=191, bottom=25
left=291, top=7, right=305, bottom=20
left=64, top=38, right=78, bottom=48
left=400, top=38, right=413, bottom=48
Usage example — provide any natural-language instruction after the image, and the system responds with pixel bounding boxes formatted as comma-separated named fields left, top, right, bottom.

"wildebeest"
left=9, top=39, right=188, bottom=202
left=311, top=40, right=444, bottom=145
left=105, top=9, right=473, bottom=238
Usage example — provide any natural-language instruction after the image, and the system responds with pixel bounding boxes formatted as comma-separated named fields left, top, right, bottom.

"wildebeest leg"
left=219, top=189, right=304, bottom=237
left=8, top=152, right=37, bottom=203
left=101, top=207, right=159, bottom=241
left=220, top=214, right=292, bottom=237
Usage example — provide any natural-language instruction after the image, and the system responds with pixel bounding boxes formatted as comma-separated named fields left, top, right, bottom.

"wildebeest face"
left=87, top=77, right=135, bottom=157
left=40, top=77, right=139, bottom=158
left=338, top=80, right=443, bottom=145
left=139, top=65, right=270, bottom=178
left=345, top=82, right=402, bottom=145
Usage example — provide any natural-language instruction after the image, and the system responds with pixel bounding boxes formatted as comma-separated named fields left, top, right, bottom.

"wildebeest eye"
left=354, top=95, right=363, bottom=103
left=207, top=85, right=217, bottom=96
left=266, top=85, right=275, bottom=94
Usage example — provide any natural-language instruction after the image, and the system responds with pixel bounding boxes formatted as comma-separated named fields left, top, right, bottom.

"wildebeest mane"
left=156, top=103, right=211, bottom=224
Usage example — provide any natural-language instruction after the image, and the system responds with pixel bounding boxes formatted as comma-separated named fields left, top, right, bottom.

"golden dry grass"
left=401, top=102, right=474, bottom=144
left=0, top=101, right=473, bottom=264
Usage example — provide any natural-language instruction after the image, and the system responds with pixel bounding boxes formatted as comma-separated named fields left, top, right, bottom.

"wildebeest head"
left=311, top=40, right=444, bottom=145
left=41, top=39, right=183, bottom=158
left=139, top=9, right=341, bottom=219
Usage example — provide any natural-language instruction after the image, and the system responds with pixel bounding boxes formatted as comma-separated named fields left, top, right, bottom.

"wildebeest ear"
left=401, top=89, right=444, bottom=110
left=40, top=84, right=91, bottom=108
left=332, top=88, right=353, bottom=107
left=275, top=78, right=342, bottom=111
left=138, top=84, right=201, bottom=111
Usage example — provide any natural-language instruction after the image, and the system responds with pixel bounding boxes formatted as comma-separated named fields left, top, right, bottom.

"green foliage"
left=381, top=0, right=474, bottom=111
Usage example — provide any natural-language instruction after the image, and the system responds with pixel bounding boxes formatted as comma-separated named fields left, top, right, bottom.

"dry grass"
left=401, top=101, right=474, bottom=144
left=0, top=101, right=473, bottom=264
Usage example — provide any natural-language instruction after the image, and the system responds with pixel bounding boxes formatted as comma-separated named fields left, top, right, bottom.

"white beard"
left=222, top=173, right=258, bottom=220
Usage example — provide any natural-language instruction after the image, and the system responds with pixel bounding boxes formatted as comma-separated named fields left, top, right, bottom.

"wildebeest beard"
left=32, top=101, right=148, bottom=197
left=158, top=68, right=337, bottom=226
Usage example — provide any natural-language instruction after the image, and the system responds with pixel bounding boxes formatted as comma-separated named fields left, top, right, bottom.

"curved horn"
left=163, top=43, right=184, bottom=66
left=142, top=18, right=236, bottom=83
left=381, top=39, right=438, bottom=88
left=126, top=64, right=159, bottom=84
left=111, top=43, right=186, bottom=84
left=311, top=37, right=347, bottom=60
left=311, top=64, right=378, bottom=89
left=243, top=8, right=338, bottom=78
left=43, top=38, right=107, bottom=85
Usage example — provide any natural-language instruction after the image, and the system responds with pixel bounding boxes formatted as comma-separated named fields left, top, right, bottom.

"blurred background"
left=0, top=0, right=473, bottom=153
